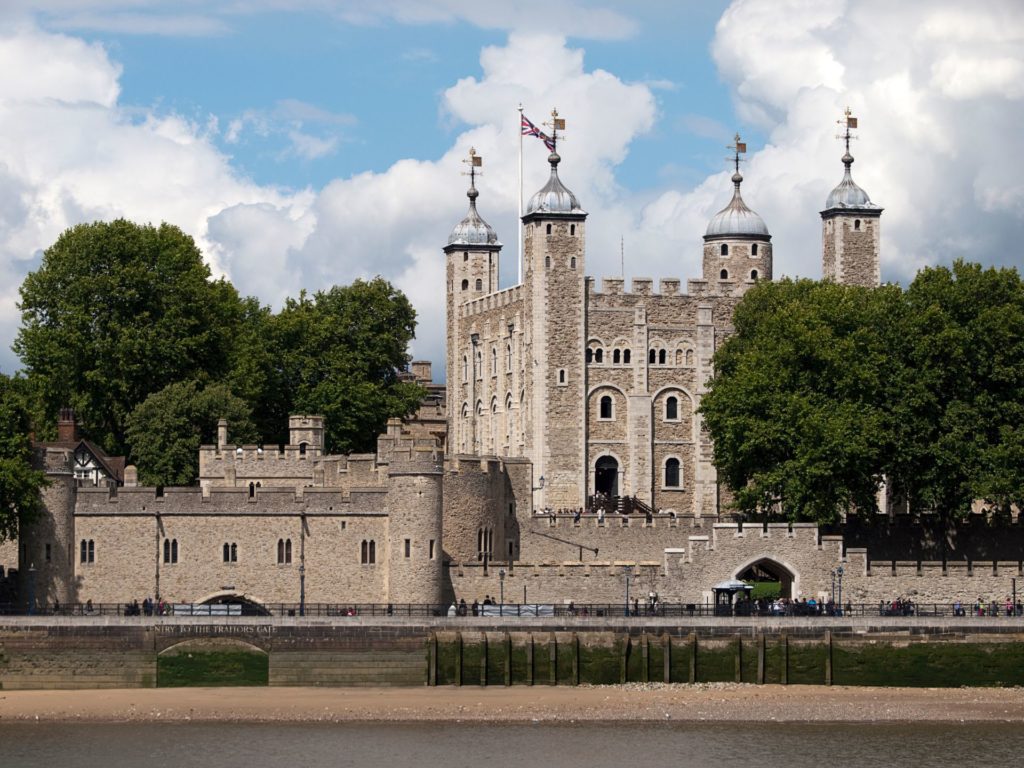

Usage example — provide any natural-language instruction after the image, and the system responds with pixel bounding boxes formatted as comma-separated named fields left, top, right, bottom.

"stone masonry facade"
left=18, top=130, right=1021, bottom=612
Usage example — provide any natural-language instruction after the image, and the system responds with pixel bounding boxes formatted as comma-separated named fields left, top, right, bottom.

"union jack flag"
left=521, top=114, right=555, bottom=152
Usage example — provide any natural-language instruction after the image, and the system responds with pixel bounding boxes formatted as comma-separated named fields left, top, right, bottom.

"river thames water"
left=2, top=721, right=1023, bottom=767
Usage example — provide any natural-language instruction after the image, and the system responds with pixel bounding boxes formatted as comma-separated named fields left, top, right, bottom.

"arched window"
left=623, top=349, right=631, bottom=364
left=231, top=543, right=237, bottom=562
left=475, top=278, right=483, bottom=290
left=675, top=349, right=683, bottom=365
left=361, top=540, right=368, bottom=564
left=80, top=539, right=87, bottom=563
left=720, top=269, right=729, bottom=280
left=475, top=350, right=482, bottom=378
left=664, top=458, right=681, bottom=488
left=546, top=224, right=552, bottom=235
left=369, top=540, right=376, bottom=564
left=491, top=346, right=497, bottom=375
left=595, top=348, right=603, bottom=363
left=648, top=349, right=656, bottom=364
left=277, top=538, right=291, bottom=564
left=88, top=539, right=95, bottom=563
left=658, top=349, right=667, bottom=365
left=248, top=481, right=255, bottom=498
left=224, top=543, right=238, bottom=563
left=545, top=255, right=551, bottom=268
left=685, top=349, right=694, bottom=365
left=751, top=269, right=759, bottom=280
left=570, top=224, right=576, bottom=236
left=506, top=343, right=512, bottom=372
left=223, top=543, right=230, bottom=562
left=558, top=369, right=566, bottom=384
left=854, top=219, right=861, bottom=230
left=599, top=395, right=613, bottom=419
left=299, top=442, right=307, bottom=456
left=720, top=243, right=729, bottom=256
left=570, top=256, right=577, bottom=269
left=613, top=349, right=620, bottom=364
left=461, top=279, right=468, bottom=290
left=665, top=396, right=678, bottom=421
left=751, top=243, right=758, bottom=256
left=463, top=251, right=468, bottom=261
left=463, top=355, right=468, bottom=381
left=586, top=348, right=593, bottom=363
left=163, top=539, right=178, bottom=564
left=80, top=539, right=95, bottom=563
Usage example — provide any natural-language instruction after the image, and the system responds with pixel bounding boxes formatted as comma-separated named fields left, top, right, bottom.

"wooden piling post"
left=688, top=632, right=697, bottom=683
left=641, top=633, right=650, bottom=683
left=504, top=632, right=512, bottom=687
left=620, top=635, right=630, bottom=683
left=455, top=631, right=463, bottom=687
left=781, top=634, right=788, bottom=686
left=735, top=637, right=742, bottom=683
left=572, top=633, right=580, bottom=686
left=825, top=630, right=833, bottom=686
left=549, top=632, right=557, bottom=685
left=480, top=633, right=488, bottom=686
left=757, top=634, right=765, bottom=685
left=428, top=633, right=437, bottom=686
left=663, top=634, right=671, bottom=683
left=527, top=635, right=534, bottom=686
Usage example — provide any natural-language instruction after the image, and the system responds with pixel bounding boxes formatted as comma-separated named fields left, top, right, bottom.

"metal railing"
left=2, top=601, right=1023, bottom=619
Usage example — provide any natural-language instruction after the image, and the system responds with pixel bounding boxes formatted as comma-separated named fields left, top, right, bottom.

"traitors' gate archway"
left=735, top=558, right=796, bottom=599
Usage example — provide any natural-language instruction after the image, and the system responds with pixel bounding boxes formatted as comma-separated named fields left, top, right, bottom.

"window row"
left=462, top=342, right=517, bottom=381
left=597, top=394, right=687, bottom=422
left=719, top=243, right=760, bottom=256
left=587, top=346, right=697, bottom=367
left=477, top=527, right=494, bottom=561
left=719, top=268, right=759, bottom=281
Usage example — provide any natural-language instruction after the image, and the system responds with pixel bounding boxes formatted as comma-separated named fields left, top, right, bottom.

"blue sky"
left=0, top=1, right=1022, bottom=376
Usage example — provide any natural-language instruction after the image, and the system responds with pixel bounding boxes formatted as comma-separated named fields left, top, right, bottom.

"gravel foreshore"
left=2, top=684, right=1024, bottom=724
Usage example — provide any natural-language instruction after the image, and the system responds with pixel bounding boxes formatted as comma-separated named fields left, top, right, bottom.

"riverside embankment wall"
left=4, top=617, right=1024, bottom=690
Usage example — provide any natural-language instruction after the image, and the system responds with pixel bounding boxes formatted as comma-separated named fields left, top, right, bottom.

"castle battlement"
left=72, top=484, right=372, bottom=515
left=459, top=285, right=523, bottom=319
left=588, top=276, right=688, bottom=297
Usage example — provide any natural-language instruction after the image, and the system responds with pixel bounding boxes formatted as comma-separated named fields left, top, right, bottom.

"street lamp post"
left=623, top=565, right=633, bottom=617
left=27, top=563, right=36, bottom=616
left=498, top=568, right=506, bottom=616
left=830, top=569, right=836, bottom=614
left=299, top=564, right=306, bottom=617
left=837, top=565, right=845, bottom=616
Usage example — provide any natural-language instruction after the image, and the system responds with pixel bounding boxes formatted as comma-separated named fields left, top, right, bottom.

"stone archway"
left=734, top=557, right=797, bottom=599
left=595, top=455, right=619, bottom=497
left=194, top=591, right=271, bottom=616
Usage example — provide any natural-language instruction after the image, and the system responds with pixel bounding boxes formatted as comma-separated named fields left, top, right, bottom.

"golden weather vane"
left=726, top=132, right=747, bottom=174
left=836, top=106, right=859, bottom=154
left=544, top=108, right=566, bottom=153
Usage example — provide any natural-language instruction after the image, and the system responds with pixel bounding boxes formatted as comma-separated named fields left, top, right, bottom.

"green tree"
left=0, top=374, right=46, bottom=542
left=15, top=220, right=246, bottom=455
left=699, top=279, right=905, bottom=523
left=251, top=279, right=424, bottom=453
left=124, top=381, right=258, bottom=487
left=894, top=261, right=1024, bottom=518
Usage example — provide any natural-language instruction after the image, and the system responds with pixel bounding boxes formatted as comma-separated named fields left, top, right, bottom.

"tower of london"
left=15, top=111, right=982, bottom=615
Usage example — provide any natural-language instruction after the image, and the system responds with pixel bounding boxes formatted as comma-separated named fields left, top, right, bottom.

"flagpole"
left=517, top=103, right=524, bottom=285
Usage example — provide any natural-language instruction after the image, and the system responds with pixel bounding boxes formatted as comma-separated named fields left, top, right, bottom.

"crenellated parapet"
left=459, top=285, right=524, bottom=319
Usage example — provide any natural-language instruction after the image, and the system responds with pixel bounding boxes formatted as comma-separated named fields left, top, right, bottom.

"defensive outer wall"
left=4, top=616, right=1024, bottom=690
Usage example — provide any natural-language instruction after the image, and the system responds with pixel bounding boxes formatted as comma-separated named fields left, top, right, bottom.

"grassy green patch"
left=157, top=651, right=267, bottom=687
left=579, top=641, right=624, bottom=685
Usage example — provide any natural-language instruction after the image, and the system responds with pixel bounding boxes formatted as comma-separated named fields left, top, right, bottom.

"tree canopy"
left=124, top=381, right=258, bottom=487
left=700, top=262, right=1024, bottom=523
left=245, top=279, right=425, bottom=454
left=13, top=219, right=424, bottom=485
left=15, top=220, right=243, bottom=455
left=0, top=375, right=46, bottom=542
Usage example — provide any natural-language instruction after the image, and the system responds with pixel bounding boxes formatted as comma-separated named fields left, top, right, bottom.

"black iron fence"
left=1, top=600, right=1023, bottom=619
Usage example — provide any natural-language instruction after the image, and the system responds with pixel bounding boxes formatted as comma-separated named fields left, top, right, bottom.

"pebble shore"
left=2, top=683, right=1024, bottom=724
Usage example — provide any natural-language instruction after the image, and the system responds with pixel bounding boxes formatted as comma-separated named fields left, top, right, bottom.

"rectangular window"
left=429, top=539, right=435, bottom=560
left=404, top=538, right=411, bottom=558
left=45, top=543, right=51, bottom=562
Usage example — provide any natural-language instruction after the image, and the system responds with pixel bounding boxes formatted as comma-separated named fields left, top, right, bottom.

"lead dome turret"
left=704, top=170, right=770, bottom=240
left=448, top=170, right=500, bottom=247
left=524, top=151, right=584, bottom=217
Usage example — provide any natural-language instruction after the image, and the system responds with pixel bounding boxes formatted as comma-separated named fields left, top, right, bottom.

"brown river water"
left=1, top=721, right=1023, bottom=767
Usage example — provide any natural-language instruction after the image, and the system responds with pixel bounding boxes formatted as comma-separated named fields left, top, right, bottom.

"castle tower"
left=703, top=134, right=772, bottom=289
left=821, top=108, right=882, bottom=287
left=288, top=414, right=324, bottom=456
left=521, top=110, right=587, bottom=510
left=385, top=448, right=444, bottom=605
left=444, top=148, right=502, bottom=456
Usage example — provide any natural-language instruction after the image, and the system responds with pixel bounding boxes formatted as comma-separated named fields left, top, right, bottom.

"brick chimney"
left=57, top=408, right=78, bottom=443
